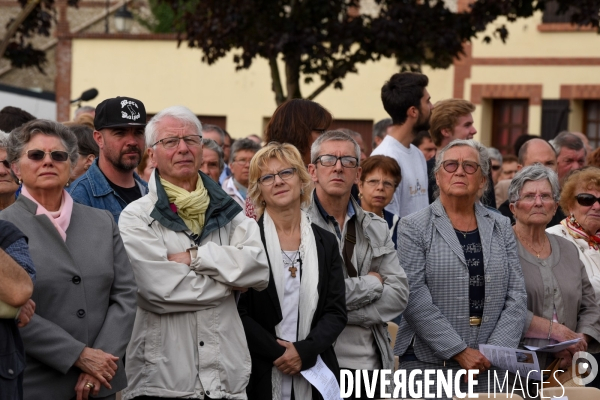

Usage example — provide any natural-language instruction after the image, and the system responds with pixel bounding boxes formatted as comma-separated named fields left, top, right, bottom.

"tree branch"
left=269, top=56, right=286, bottom=105
left=0, top=0, right=42, bottom=61
left=306, top=49, right=365, bottom=101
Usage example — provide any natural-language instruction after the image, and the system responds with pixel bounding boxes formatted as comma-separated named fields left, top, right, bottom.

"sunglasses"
left=26, top=150, right=70, bottom=162
left=575, top=193, right=600, bottom=207
left=0, top=159, right=9, bottom=169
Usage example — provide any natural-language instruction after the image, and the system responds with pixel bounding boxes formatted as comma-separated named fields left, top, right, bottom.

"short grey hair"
left=7, top=119, right=79, bottom=168
left=373, top=118, right=392, bottom=139
left=145, top=105, right=202, bottom=148
left=487, top=147, right=503, bottom=164
left=202, top=124, right=225, bottom=145
left=550, top=131, right=586, bottom=156
left=202, top=138, right=224, bottom=173
left=433, top=139, right=490, bottom=197
left=0, top=130, right=9, bottom=148
left=311, top=130, right=360, bottom=164
left=230, top=138, right=261, bottom=163
left=508, top=164, right=560, bottom=204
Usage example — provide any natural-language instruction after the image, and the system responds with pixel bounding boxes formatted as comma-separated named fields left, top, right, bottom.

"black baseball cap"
left=94, top=96, right=147, bottom=131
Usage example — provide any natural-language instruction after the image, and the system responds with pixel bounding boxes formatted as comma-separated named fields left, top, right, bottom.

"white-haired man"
left=118, top=106, right=269, bottom=400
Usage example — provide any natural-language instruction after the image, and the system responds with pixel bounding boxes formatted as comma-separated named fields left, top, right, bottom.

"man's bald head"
left=518, top=138, right=557, bottom=172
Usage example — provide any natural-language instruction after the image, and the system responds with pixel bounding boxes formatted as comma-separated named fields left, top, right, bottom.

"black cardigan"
left=238, top=217, right=348, bottom=400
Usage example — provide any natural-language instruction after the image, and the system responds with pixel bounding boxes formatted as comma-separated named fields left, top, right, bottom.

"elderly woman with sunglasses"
left=509, top=165, right=600, bottom=372
left=394, top=139, right=527, bottom=398
left=238, top=142, right=347, bottom=400
left=0, top=120, right=137, bottom=400
left=546, top=166, right=600, bottom=383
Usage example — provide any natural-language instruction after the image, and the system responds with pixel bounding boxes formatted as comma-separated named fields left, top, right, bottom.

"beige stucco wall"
left=71, top=39, right=454, bottom=138
left=472, top=13, right=600, bottom=59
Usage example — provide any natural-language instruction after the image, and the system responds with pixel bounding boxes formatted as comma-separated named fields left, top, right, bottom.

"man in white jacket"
left=118, top=106, right=269, bottom=400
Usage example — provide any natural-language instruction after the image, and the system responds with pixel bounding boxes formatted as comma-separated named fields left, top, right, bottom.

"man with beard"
left=69, top=97, right=148, bottom=222
left=371, top=72, right=432, bottom=217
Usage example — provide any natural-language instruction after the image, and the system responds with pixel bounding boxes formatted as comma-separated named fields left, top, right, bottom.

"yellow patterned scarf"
left=160, top=175, right=210, bottom=235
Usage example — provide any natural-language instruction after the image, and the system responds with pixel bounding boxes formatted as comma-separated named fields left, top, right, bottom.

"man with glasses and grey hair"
left=222, top=138, right=261, bottom=208
left=202, top=124, right=233, bottom=184
left=200, top=138, right=224, bottom=183
left=69, top=96, right=148, bottom=222
left=118, top=105, right=269, bottom=400
left=307, top=130, right=409, bottom=399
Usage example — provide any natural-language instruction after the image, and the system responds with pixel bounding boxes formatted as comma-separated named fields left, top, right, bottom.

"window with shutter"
left=492, top=100, right=529, bottom=155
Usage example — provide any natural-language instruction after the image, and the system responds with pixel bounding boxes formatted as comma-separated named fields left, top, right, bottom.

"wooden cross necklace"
left=282, top=250, right=301, bottom=278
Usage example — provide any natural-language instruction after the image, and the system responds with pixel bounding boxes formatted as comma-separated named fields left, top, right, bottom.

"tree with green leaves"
left=158, top=0, right=599, bottom=105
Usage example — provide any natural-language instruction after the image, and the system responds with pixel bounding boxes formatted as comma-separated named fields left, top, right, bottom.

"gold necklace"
left=516, top=229, right=546, bottom=258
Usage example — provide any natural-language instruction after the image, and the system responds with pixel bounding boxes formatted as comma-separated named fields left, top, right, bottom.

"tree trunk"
left=269, top=56, right=286, bottom=106
left=284, top=53, right=302, bottom=101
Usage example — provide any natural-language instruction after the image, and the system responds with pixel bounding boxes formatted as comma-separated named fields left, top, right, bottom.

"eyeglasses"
left=258, top=168, right=297, bottom=186
left=232, top=158, right=252, bottom=166
left=575, top=193, right=600, bottom=207
left=152, top=135, right=202, bottom=149
left=364, top=178, right=395, bottom=190
left=491, top=165, right=502, bottom=171
left=0, top=159, right=9, bottom=169
left=517, top=194, right=555, bottom=204
left=26, top=150, right=69, bottom=162
left=314, top=155, right=359, bottom=168
left=441, top=160, right=480, bottom=175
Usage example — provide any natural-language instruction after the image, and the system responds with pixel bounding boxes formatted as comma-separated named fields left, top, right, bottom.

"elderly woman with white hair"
left=0, top=131, right=20, bottom=210
left=509, top=165, right=600, bottom=370
left=394, top=139, right=527, bottom=398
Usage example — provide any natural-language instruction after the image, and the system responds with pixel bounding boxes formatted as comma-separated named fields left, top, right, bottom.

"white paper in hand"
left=300, top=355, right=342, bottom=400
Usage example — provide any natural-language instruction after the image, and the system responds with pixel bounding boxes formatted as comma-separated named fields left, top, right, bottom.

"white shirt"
left=281, top=250, right=301, bottom=400
left=371, top=135, right=429, bottom=217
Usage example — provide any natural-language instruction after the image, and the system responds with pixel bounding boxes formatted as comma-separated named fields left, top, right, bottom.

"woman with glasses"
left=394, top=139, right=527, bottom=398
left=509, top=165, right=600, bottom=372
left=0, top=120, right=137, bottom=400
left=357, top=155, right=401, bottom=249
left=238, top=142, right=347, bottom=400
left=545, top=166, right=600, bottom=383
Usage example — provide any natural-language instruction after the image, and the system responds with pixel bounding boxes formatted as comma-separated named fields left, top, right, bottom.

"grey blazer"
left=394, top=199, right=528, bottom=365
left=0, top=196, right=137, bottom=400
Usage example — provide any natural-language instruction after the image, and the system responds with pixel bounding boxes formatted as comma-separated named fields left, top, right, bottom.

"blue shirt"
left=68, top=158, right=148, bottom=223
left=313, top=191, right=355, bottom=240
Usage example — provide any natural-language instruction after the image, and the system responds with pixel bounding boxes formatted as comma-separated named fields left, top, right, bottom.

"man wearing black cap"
left=69, top=96, right=148, bottom=222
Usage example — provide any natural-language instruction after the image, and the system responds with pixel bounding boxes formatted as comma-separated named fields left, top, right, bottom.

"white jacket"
left=547, top=224, right=600, bottom=307
left=119, top=171, right=269, bottom=399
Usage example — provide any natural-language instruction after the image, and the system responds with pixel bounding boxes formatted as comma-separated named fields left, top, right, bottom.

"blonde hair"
left=248, top=142, right=312, bottom=217
left=429, top=99, right=476, bottom=147
left=559, top=166, right=600, bottom=213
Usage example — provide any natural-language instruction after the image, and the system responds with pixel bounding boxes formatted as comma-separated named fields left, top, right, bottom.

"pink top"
left=20, top=186, right=74, bottom=241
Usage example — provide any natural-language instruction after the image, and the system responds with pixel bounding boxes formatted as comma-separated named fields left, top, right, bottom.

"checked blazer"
left=394, top=199, right=527, bottom=364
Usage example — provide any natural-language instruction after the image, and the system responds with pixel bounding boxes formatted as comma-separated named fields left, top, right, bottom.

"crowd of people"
left=1, top=70, right=600, bottom=400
